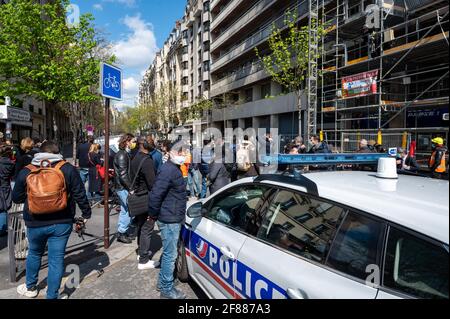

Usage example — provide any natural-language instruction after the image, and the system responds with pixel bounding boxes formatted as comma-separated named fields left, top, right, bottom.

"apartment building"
left=208, top=0, right=448, bottom=154
left=139, top=0, right=212, bottom=134
left=209, top=0, right=306, bottom=141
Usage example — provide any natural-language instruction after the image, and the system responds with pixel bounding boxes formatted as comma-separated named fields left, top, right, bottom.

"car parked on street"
left=176, top=161, right=449, bottom=299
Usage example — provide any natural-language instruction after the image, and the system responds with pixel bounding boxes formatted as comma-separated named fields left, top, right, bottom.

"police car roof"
left=252, top=172, right=449, bottom=244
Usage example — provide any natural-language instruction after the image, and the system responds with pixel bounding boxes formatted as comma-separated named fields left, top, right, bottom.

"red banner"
left=342, top=70, right=379, bottom=98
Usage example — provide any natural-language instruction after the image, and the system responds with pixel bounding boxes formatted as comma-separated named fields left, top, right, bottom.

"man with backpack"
left=12, top=141, right=92, bottom=299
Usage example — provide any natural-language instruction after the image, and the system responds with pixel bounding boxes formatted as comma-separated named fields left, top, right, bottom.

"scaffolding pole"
left=307, top=0, right=320, bottom=144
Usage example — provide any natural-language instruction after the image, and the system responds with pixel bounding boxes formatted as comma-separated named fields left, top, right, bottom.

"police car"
left=176, top=155, right=449, bottom=299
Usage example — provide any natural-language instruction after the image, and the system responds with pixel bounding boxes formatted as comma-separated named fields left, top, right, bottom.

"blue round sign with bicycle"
left=100, top=62, right=123, bottom=101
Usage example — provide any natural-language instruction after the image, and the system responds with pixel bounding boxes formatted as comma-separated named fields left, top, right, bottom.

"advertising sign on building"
left=342, top=70, right=379, bottom=98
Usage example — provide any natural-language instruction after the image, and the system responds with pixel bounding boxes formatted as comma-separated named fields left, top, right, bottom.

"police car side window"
left=205, top=186, right=268, bottom=233
left=383, top=227, right=449, bottom=299
left=326, top=212, right=384, bottom=281
left=257, top=190, right=346, bottom=263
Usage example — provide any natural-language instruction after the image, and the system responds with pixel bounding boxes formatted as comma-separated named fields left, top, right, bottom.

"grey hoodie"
left=31, top=153, right=64, bottom=167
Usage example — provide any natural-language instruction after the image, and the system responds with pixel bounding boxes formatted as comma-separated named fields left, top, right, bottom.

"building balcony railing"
left=211, top=0, right=308, bottom=72
left=211, top=0, right=277, bottom=53
left=211, top=60, right=266, bottom=96
left=211, top=0, right=240, bottom=32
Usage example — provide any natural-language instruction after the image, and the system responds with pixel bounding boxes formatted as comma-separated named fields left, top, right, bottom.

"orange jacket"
left=180, top=153, right=191, bottom=177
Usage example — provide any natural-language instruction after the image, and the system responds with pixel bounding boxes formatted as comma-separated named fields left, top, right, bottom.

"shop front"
left=0, top=104, right=32, bottom=143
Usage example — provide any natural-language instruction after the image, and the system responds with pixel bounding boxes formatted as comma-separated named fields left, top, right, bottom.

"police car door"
left=236, top=189, right=383, bottom=299
left=188, top=185, right=268, bottom=299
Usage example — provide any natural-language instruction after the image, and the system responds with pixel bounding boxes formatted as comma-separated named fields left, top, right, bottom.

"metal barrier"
left=7, top=204, right=27, bottom=283
left=341, top=132, right=411, bottom=153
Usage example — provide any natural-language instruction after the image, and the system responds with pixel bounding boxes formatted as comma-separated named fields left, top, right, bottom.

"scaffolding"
left=319, top=0, right=449, bottom=155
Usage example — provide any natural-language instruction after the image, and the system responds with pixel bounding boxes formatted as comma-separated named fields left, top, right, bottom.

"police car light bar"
left=261, top=153, right=391, bottom=166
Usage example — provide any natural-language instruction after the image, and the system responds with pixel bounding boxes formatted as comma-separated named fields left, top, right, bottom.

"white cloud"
left=93, top=4, right=103, bottom=11
left=111, top=15, right=158, bottom=107
left=113, top=15, right=158, bottom=70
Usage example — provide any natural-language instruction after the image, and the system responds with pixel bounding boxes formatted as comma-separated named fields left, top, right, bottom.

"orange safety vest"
left=430, top=151, right=447, bottom=173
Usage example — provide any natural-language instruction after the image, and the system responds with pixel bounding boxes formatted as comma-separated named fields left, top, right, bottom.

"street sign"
left=100, top=62, right=123, bottom=101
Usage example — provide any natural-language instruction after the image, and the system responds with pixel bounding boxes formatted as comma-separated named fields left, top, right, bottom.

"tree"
left=0, top=0, right=115, bottom=162
left=255, top=9, right=326, bottom=140
left=180, top=98, right=212, bottom=124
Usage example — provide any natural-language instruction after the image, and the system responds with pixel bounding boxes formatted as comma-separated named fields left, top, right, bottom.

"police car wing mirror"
left=187, top=202, right=203, bottom=219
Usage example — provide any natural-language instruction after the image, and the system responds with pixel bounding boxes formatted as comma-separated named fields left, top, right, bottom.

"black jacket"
left=14, top=149, right=36, bottom=180
left=0, top=157, right=15, bottom=212
left=12, top=161, right=92, bottom=228
left=131, top=152, right=156, bottom=193
left=77, top=142, right=92, bottom=169
left=113, top=149, right=132, bottom=191
left=148, top=161, right=187, bottom=224
left=208, top=162, right=230, bottom=194
left=309, top=142, right=331, bottom=154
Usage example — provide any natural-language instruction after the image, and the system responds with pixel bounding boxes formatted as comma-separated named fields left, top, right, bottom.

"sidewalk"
left=0, top=205, right=126, bottom=298
left=0, top=203, right=205, bottom=299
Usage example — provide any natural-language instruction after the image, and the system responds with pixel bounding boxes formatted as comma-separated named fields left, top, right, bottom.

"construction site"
left=317, top=0, right=448, bottom=161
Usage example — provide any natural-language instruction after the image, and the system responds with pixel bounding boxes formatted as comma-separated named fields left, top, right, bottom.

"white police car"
left=176, top=157, right=449, bottom=299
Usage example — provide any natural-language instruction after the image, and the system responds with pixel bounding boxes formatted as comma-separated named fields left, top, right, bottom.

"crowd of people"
left=0, top=131, right=448, bottom=300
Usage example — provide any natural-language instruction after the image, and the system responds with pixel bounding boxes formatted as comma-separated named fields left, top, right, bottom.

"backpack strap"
left=25, top=164, right=37, bottom=172
left=54, top=161, right=67, bottom=170
left=130, top=157, right=148, bottom=191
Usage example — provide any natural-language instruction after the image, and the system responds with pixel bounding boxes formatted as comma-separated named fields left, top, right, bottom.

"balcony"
left=211, top=0, right=277, bottom=53
left=203, top=11, right=211, bottom=22
left=211, top=61, right=268, bottom=97
left=182, top=69, right=189, bottom=77
left=182, top=53, right=189, bottom=62
left=182, top=85, right=190, bottom=93
left=211, top=0, right=241, bottom=32
left=203, top=71, right=210, bottom=81
left=211, top=0, right=308, bottom=72
left=203, top=51, right=210, bottom=61
left=202, top=31, right=210, bottom=42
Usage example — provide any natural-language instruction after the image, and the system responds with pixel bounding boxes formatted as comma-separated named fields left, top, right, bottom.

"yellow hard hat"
left=432, top=137, right=444, bottom=145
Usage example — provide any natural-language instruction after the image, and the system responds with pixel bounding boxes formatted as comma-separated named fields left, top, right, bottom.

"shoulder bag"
left=127, top=157, right=150, bottom=217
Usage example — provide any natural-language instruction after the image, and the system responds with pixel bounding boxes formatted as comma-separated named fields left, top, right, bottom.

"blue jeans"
left=79, top=168, right=91, bottom=200
left=200, top=174, right=208, bottom=199
left=26, top=224, right=72, bottom=299
left=157, top=222, right=181, bottom=294
left=117, top=189, right=131, bottom=234
left=187, top=169, right=200, bottom=197
left=0, top=211, right=7, bottom=235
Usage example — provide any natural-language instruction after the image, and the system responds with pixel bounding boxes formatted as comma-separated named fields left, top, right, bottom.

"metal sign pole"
left=104, top=98, right=111, bottom=249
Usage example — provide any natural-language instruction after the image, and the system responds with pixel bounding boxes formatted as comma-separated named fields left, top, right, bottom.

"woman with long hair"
left=14, top=137, right=36, bottom=180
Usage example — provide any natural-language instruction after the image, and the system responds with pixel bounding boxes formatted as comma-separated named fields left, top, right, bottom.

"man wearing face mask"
left=148, top=142, right=187, bottom=299
left=114, top=133, right=136, bottom=244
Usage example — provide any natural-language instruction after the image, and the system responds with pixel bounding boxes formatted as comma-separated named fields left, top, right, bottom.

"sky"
left=72, top=0, right=187, bottom=109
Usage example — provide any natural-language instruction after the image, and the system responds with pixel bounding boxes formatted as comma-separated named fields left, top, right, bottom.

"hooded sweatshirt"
left=12, top=152, right=91, bottom=228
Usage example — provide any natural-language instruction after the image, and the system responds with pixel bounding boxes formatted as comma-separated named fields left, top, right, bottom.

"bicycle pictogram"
left=104, top=73, right=121, bottom=92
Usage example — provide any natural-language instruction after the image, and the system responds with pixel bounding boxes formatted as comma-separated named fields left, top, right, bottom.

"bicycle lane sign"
left=100, top=62, right=123, bottom=101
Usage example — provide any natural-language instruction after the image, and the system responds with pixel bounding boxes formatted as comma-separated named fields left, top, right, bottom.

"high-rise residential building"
left=140, top=0, right=212, bottom=133
left=140, top=0, right=448, bottom=159
left=208, top=0, right=448, bottom=157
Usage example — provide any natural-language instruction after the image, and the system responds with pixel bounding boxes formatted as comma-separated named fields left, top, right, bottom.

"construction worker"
left=429, top=137, right=448, bottom=180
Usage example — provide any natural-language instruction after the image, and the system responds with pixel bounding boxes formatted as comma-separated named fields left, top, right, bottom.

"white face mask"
left=171, top=155, right=186, bottom=165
